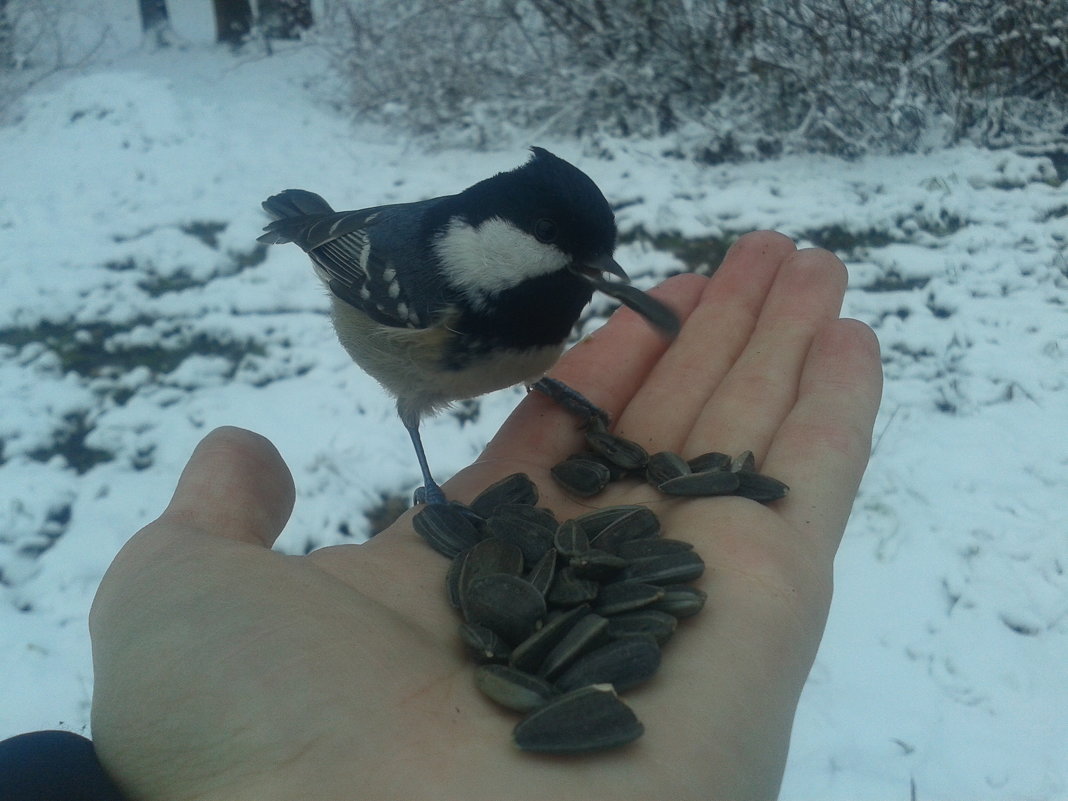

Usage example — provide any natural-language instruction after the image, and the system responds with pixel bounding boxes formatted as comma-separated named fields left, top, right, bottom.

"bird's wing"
left=313, top=207, right=449, bottom=329
left=261, top=192, right=448, bottom=329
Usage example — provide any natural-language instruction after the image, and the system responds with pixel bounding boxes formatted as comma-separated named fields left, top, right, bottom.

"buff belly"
left=329, top=297, right=565, bottom=426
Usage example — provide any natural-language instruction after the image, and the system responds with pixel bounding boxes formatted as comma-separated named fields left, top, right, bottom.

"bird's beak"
left=569, top=256, right=680, bottom=339
left=569, top=253, right=629, bottom=282
left=593, top=254, right=629, bottom=281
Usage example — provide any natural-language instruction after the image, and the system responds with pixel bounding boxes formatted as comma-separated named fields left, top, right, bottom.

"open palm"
left=90, top=232, right=881, bottom=801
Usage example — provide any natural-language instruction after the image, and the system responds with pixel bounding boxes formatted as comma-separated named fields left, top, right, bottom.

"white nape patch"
left=434, top=217, right=569, bottom=304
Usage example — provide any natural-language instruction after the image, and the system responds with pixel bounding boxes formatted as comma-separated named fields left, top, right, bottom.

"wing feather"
left=261, top=191, right=448, bottom=329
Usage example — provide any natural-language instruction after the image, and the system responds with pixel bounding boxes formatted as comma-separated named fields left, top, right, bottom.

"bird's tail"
left=258, top=189, right=335, bottom=244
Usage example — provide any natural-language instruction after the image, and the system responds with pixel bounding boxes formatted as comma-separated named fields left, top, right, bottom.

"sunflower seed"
left=540, top=612, right=610, bottom=679
left=546, top=566, right=600, bottom=607
left=569, top=548, right=627, bottom=580
left=553, top=520, right=590, bottom=558
left=475, top=664, right=556, bottom=713
left=645, top=451, right=691, bottom=485
left=494, top=503, right=558, bottom=533
left=458, top=538, right=525, bottom=599
left=484, top=506, right=556, bottom=566
left=510, top=604, right=589, bottom=673
left=605, top=610, right=678, bottom=644
left=566, top=450, right=629, bottom=481
left=462, top=574, right=547, bottom=645
left=657, top=469, right=740, bottom=497
left=513, top=685, right=644, bottom=753
left=618, top=550, right=706, bottom=585
left=614, top=538, right=694, bottom=560
left=436, top=484, right=709, bottom=755
left=459, top=622, right=511, bottom=663
left=571, top=505, right=650, bottom=540
left=525, top=547, right=557, bottom=597
left=585, top=428, right=650, bottom=471
left=412, top=502, right=484, bottom=558
left=687, top=451, right=731, bottom=472
left=593, top=582, right=665, bottom=616
left=550, top=458, right=612, bottom=497
left=730, top=449, right=756, bottom=473
left=555, top=635, right=662, bottom=693
left=593, top=506, right=662, bottom=552
left=445, top=549, right=466, bottom=608
left=650, top=584, right=708, bottom=618
left=581, top=271, right=681, bottom=338
left=469, top=473, right=539, bottom=518
left=732, top=471, right=790, bottom=502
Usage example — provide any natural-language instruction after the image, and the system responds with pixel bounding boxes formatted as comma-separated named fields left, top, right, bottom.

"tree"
left=0, top=0, right=14, bottom=68
left=259, top=0, right=313, bottom=40
left=138, top=0, right=172, bottom=47
left=214, top=0, right=252, bottom=46
left=323, top=0, right=1068, bottom=157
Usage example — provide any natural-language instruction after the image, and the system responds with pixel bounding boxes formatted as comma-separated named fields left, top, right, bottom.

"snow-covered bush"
left=321, top=0, right=1068, bottom=159
left=0, top=0, right=111, bottom=119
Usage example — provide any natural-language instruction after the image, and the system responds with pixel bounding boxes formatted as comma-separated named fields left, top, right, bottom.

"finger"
left=473, top=272, right=706, bottom=470
left=683, top=247, right=848, bottom=460
left=161, top=426, right=296, bottom=548
left=614, top=231, right=797, bottom=452
left=765, top=319, right=883, bottom=552
left=545, top=272, right=708, bottom=420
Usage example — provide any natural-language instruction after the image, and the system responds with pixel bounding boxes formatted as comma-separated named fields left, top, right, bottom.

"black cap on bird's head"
left=456, top=147, right=621, bottom=276
left=444, top=147, right=678, bottom=338
left=515, top=148, right=679, bottom=337
left=511, top=147, right=620, bottom=272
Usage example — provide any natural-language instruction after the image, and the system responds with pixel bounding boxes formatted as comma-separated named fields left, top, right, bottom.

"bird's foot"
left=405, top=422, right=448, bottom=505
left=413, top=481, right=448, bottom=506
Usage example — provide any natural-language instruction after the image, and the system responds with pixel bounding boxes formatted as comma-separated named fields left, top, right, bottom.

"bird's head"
left=433, top=147, right=620, bottom=295
left=434, top=148, right=677, bottom=337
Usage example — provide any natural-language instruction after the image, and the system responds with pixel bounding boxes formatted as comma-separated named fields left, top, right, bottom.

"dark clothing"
left=0, top=730, right=126, bottom=801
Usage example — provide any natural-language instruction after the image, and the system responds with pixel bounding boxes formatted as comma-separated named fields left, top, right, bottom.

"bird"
left=258, top=147, right=677, bottom=504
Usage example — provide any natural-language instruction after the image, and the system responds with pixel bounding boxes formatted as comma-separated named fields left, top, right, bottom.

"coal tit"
left=259, top=147, right=677, bottom=504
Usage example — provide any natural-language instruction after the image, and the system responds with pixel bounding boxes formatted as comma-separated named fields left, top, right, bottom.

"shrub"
left=321, top=0, right=1068, bottom=158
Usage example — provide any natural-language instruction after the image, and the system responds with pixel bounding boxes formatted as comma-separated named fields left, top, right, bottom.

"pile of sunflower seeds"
left=412, top=427, right=789, bottom=755
left=550, top=420, right=790, bottom=502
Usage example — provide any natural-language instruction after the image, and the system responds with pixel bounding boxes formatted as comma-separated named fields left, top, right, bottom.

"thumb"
left=161, top=426, right=296, bottom=548
left=90, top=427, right=295, bottom=653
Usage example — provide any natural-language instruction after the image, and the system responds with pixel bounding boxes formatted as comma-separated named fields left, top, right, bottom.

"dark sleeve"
left=0, top=730, right=127, bottom=801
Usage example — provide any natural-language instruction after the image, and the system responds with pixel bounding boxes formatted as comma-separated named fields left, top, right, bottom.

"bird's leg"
left=405, top=422, right=447, bottom=505
left=531, top=377, right=611, bottom=429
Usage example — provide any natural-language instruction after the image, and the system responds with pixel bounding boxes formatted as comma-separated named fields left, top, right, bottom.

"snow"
left=2, top=8, right=1066, bottom=799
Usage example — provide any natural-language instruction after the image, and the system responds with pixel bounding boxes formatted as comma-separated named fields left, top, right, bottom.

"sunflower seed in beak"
left=577, top=269, right=680, bottom=337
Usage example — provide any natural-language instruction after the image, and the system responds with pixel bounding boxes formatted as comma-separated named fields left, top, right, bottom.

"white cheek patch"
left=434, top=217, right=569, bottom=302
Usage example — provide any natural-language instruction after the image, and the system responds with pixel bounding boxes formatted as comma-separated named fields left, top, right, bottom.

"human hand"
left=89, top=232, right=882, bottom=801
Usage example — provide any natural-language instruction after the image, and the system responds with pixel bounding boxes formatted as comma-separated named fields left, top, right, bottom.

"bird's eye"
left=533, top=218, right=558, bottom=244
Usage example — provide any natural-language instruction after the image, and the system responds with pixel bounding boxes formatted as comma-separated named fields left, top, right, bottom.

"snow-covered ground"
left=2, top=6, right=1066, bottom=798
